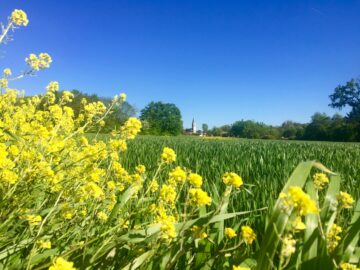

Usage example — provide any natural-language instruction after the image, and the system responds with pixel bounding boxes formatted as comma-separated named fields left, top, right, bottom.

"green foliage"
left=140, top=101, right=183, bottom=136
left=68, top=90, right=136, bottom=132
left=202, top=123, right=209, bottom=133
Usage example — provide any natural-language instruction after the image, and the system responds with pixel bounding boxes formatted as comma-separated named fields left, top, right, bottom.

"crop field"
left=97, top=135, right=360, bottom=236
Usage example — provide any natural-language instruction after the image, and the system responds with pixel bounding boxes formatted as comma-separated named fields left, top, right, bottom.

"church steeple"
left=192, top=118, right=196, bottom=134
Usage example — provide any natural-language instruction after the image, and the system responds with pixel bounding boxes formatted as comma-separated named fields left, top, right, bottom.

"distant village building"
left=184, top=118, right=199, bottom=135
left=192, top=118, right=196, bottom=134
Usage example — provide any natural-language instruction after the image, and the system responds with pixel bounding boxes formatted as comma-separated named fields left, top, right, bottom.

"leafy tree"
left=230, top=120, right=280, bottom=139
left=303, top=113, right=332, bottom=141
left=202, top=123, right=208, bottom=133
left=281, top=121, right=306, bottom=140
left=140, top=101, right=183, bottom=135
left=329, top=79, right=360, bottom=110
left=329, top=78, right=360, bottom=140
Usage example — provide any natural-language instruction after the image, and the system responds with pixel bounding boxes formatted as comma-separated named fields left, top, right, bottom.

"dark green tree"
left=303, top=113, right=332, bottom=141
left=202, top=123, right=209, bottom=133
left=140, top=101, right=183, bottom=135
left=281, top=121, right=306, bottom=140
left=329, top=78, right=360, bottom=140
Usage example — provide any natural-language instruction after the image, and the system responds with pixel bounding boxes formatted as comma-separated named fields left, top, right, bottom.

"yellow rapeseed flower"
left=280, top=186, right=318, bottom=216
left=3, top=68, right=12, bottom=77
left=46, top=81, right=59, bottom=92
left=120, top=93, right=126, bottom=101
left=233, top=266, right=250, bottom=270
left=121, top=117, right=142, bottom=139
left=188, top=173, right=202, bottom=187
left=97, top=211, right=108, bottom=222
left=292, top=216, right=306, bottom=231
left=169, top=166, right=187, bottom=183
left=62, top=91, right=74, bottom=103
left=26, top=215, right=42, bottom=226
left=223, top=172, right=243, bottom=188
left=0, top=78, right=8, bottom=88
left=327, top=223, right=342, bottom=252
left=26, top=53, right=52, bottom=70
left=1, top=169, right=18, bottom=184
left=11, top=9, right=29, bottom=26
left=160, top=184, right=177, bottom=205
left=84, top=182, right=105, bottom=199
left=37, top=240, right=51, bottom=249
left=224, top=227, right=237, bottom=239
left=338, top=191, right=355, bottom=209
left=161, top=147, right=176, bottom=164
left=135, top=164, right=146, bottom=174
left=188, top=188, right=212, bottom=207
left=49, top=257, right=76, bottom=270
left=281, top=234, right=296, bottom=257
left=339, top=263, right=360, bottom=270
left=149, top=179, right=159, bottom=192
left=313, top=173, right=329, bottom=190
left=241, top=226, right=256, bottom=244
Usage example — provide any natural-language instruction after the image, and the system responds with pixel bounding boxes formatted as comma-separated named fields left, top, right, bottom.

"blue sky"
left=1, top=0, right=359, bottom=128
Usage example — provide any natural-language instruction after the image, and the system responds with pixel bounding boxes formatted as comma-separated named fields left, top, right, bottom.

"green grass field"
left=94, top=134, right=360, bottom=240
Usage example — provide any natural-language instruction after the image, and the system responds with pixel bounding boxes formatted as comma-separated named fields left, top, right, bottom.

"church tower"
left=192, top=118, right=196, bottom=134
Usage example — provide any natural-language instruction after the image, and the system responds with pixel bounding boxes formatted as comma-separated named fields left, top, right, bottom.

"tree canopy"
left=329, top=78, right=360, bottom=140
left=140, top=101, right=183, bottom=135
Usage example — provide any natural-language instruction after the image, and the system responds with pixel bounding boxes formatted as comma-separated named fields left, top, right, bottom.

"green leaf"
left=256, top=161, right=316, bottom=270
left=302, top=181, right=319, bottom=267
left=122, top=250, right=155, bottom=270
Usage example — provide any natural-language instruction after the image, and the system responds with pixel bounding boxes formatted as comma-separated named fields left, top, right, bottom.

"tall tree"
left=140, top=101, right=183, bottom=135
left=303, top=113, right=332, bottom=141
left=202, top=123, right=209, bottom=133
left=329, top=78, right=360, bottom=140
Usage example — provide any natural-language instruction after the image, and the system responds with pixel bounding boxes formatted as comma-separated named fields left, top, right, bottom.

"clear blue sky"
left=1, top=0, right=359, bottom=128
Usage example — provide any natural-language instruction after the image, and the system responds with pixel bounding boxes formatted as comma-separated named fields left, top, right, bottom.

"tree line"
left=35, top=77, right=359, bottom=142
left=206, top=78, right=360, bottom=141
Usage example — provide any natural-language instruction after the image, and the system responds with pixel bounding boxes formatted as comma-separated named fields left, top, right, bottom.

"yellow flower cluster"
left=46, top=81, right=59, bottom=92
left=292, top=216, right=306, bottom=231
left=160, top=184, right=177, bottom=205
left=168, top=166, right=187, bottom=183
left=338, top=191, right=355, bottom=209
left=11, top=9, right=29, bottom=26
left=120, top=117, right=142, bottom=139
left=161, top=147, right=176, bottom=164
left=26, top=215, right=42, bottom=226
left=241, top=225, right=256, bottom=244
left=340, top=263, right=360, bottom=270
left=0, top=78, right=8, bottom=88
left=37, top=240, right=52, bottom=249
left=188, top=188, right=212, bottom=207
left=222, top=172, right=243, bottom=188
left=225, top=227, right=237, bottom=239
left=188, top=173, right=202, bottom=187
left=49, top=257, right=76, bottom=270
left=155, top=204, right=177, bottom=240
left=97, top=211, right=108, bottom=222
left=281, top=234, right=296, bottom=257
left=233, top=266, right=250, bottom=270
left=313, top=172, right=329, bottom=190
left=280, top=186, right=318, bottom=216
left=3, top=68, right=12, bottom=77
left=327, top=224, right=342, bottom=252
left=26, top=53, right=52, bottom=70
